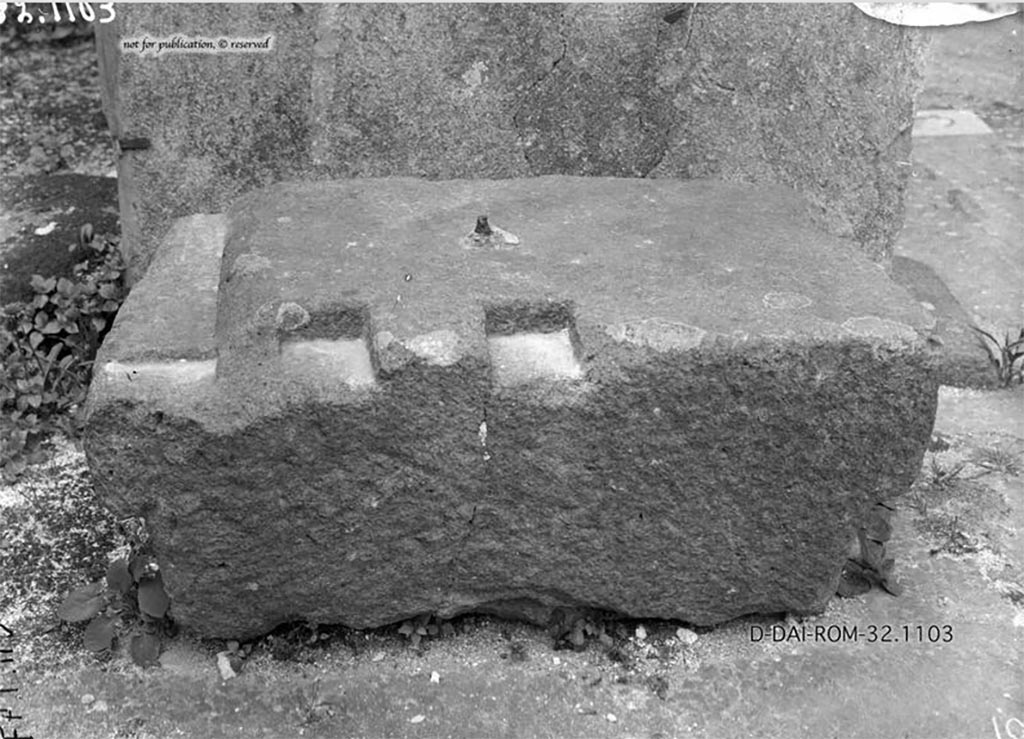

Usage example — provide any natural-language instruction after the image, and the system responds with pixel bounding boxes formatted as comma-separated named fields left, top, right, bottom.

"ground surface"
left=1, top=12, right=1022, bottom=739
left=0, top=31, right=115, bottom=304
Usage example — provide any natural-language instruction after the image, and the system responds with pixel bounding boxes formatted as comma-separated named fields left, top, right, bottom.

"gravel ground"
left=0, top=33, right=114, bottom=179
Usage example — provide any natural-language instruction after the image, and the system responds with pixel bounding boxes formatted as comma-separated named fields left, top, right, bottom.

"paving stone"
left=84, top=177, right=939, bottom=638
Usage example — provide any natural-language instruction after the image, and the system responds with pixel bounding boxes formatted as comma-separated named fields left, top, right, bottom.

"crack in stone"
left=511, top=12, right=569, bottom=169
left=871, top=117, right=915, bottom=161
left=679, top=2, right=698, bottom=51
left=644, top=4, right=699, bottom=178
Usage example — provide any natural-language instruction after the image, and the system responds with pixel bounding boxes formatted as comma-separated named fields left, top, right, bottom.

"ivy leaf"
left=138, top=573, right=170, bottom=619
left=30, top=275, right=56, bottom=293
left=129, top=632, right=161, bottom=667
left=880, top=577, right=903, bottom=597
left=130, top=556, right=150, bottom=582
left=2, top=457, right=27, bottom=480
left=84, top=614, right=117, bottom=653
left=837, top=564, right=872, bottom=598
left=91, top=317, right=106, bottom=332
left=39, top=320, right=62, bottom=335
left=57, top=581, right=106, bottom=622
left=106, top=559, right=133, bottom=595
left=51, top=23, right=75, bottom=40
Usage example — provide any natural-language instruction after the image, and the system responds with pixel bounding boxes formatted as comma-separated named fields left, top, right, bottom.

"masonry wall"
left=95, top=3, right=928, bottom=283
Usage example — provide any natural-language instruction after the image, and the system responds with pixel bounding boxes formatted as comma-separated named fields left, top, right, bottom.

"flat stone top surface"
left=221, top=177, right=928, bottom=353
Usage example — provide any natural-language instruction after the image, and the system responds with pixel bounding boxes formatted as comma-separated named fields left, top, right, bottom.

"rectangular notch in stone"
left=279, top=304, right=376, bottom=388
left=485, top=300, right=583, bottom=386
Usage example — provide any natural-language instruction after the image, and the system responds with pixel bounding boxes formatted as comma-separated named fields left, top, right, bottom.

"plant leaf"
left=106, top=559, right=133, bottom=595
left=30, top=275, right=56, bottom=293
left=138, top=573, right=170, bottom=618
left=57, top=581, right=106, bottom=622
left=130, top=556, right=150, bottom=582
left=880, top=577, right=903, bottom=597
left=129, top=632, right=161, bottom=667
left=84, top=614, right=117, bottom=653
left=971, top=326, right=1001, bottom=365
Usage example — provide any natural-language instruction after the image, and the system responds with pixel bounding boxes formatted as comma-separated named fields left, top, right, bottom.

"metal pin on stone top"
left=466, top=214, right=520, bottom=249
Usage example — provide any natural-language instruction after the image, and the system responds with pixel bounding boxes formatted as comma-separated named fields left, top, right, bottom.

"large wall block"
left=95, top=4, right=927, bottom=282
left=83, top=178, right=939, bottom=638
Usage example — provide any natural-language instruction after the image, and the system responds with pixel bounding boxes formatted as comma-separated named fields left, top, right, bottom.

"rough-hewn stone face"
left=83, top=178, right=938, bottom=639
left=96, top=4, right=926, bottom=281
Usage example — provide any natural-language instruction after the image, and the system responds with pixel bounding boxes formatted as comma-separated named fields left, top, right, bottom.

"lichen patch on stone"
left=606, top=319, right=706, bottom=352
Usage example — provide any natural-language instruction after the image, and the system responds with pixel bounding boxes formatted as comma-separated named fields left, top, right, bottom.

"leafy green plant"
left=839, top=503, right=901, bottom=597
left=1, top=224, right=126, bottom=480
left=926, top=456, right=965, bottom=489
left=927, top=516, right=981, bottom=557
left=971, top=445, right=1022, bottom=477
left=972, top=325, right=1024, bottom=387
left=840, top=527, right=901, bottom=597
left=550, top=616, right=615, bottom=652
left=57, top=554, right=172, bottom=667
left=397, top=613, right=455, bottom=649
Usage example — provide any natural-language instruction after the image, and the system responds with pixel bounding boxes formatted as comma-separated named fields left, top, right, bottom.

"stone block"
left=95, top=4, right=927, bottom=282
left=83, top=177, right=938, bottom=639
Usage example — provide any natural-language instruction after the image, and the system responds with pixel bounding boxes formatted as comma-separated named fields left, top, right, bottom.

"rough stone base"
left=83, top=177, right=938, bottom=639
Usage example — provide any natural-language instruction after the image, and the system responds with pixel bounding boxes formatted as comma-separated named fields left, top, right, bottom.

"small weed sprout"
left=397, top=614, right=455, bottom=649
left=927, top=457, right=965, bottom=489
left=294, top=678, right=334, bottom=726
left=972, top=325, right=1024, bottom=387
left=970, top=445, right=1021, bottom=477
